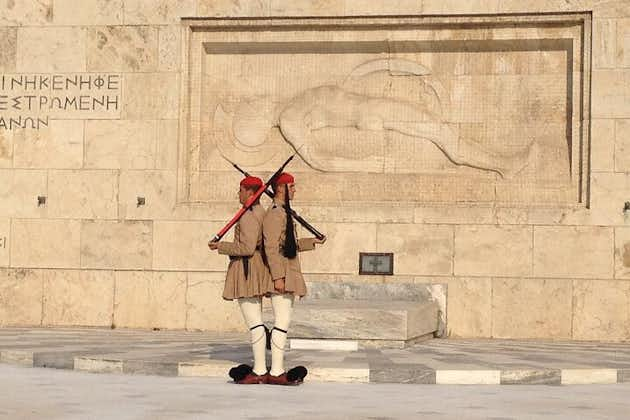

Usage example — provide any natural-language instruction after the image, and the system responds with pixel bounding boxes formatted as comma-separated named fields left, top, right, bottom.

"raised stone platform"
left=2, top=328, right=630, bottom=385
left=264, top=281, right=445, bottom=348
left=288, top=299, right=438, bottom=346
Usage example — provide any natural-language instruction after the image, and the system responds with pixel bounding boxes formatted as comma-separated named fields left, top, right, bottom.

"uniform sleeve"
left=217, top=210, right=259, bottom=257
left=298, top=238, right=316, bottom=252
left=263, top=210, right=286, bottom=280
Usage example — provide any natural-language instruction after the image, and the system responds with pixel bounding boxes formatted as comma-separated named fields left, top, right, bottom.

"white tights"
left=237, top=294, right=295, bottom=376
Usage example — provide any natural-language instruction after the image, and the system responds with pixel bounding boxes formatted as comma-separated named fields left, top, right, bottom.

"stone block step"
left=265, top=298, right=439, bottom=347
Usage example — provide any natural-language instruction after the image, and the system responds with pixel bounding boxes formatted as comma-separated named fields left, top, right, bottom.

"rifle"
left=209, top=154, right=296, bottom=243
left=230, top=162, right=326, bottom=241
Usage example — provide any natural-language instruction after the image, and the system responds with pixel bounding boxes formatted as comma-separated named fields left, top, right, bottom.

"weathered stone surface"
left=87, top=26, right=158, bottom=72
left=454, top=225, right=532, bottom=277
left=344, top=0, right=422, bottom=15
left=0, top=130, right=13, bottom=168
left=593, top=18, right=617, bottom=68
left=561, top=369, right=618, bottom=385
left=445, top=277, right=491, bottom=338
left=0, top=27, right=17, bottom=72
left=186, top=272, right=244, bottom=331
left=590, top=119, right=615, bottom=172
left=0, top=170, right=47, bottom=218
left=423, top=0, right=499, bottom=13
left=42, top=270, right=114, bottom=327
left=0, top=0, right=53, bottom=26
left=113, top=271, right=187, bottom=329
left=592, top=69, right=630, bottom=118
left=80, top=220, right=152, bottom=269
left=582, top=173, right=630, bottom=226
left=53, top=0, right=123, bottom=25
left=198, top=0, right=269, bottom=16
left=0, top=269, right=43, bottom=326
left=152, top=221, right=225, bottom=270
left=13, top=120, right=83, bottom=169
left=122, top=73, right=179, bottom=119
left=85, top=120, right=157, bottom=169
left=290, top=339, right=358, bottom=351
left=414, top=205, right=495, bottom=225
left=615, top=119, right=630, bottom=172
left=74, top=357, right=122, bottom=373
left=615, top=227, right=630, bottom=280
left=284, top=299, right=438, bottom=341
left=500, top=369, right=561, bottom=385
left=156, top=120, right=179, bottom=170
left=533, top=226, right=613, bottom=279
left=593, top=1, right=630, bottom=18
left=17, top=27, right=86, bottom=72
left=11, top=219, right=80, bottom=268
left=123, top=359, right=178, bottom=376
left=178, top=360, right=236, bottom=377
left=370, top=365, right=436, bottom=384
left=435, top=370, right=500, bottom=385
left=159, top=26, right=181, bottom=72
left=0, top=219, right=8, bottom=267
left=376, top=224, right=452, bottom=275
left=268, top=0, right=344, bottom=15
left=299, top=223, right=376, bottom=274
left=124, top=0, right=196, bottom=24
left=617, top=18, right=630, bottom=67
left=492, top=278, right=573, bottom=339
left=47, top=170, right=118, bottom=219
left=573, top=279, right=630, bottom=341
left=0, top=350, right=33, bottom=366
left=308, top=364, right=370, bottom=383
left=118, top=170, right=177, bottom=220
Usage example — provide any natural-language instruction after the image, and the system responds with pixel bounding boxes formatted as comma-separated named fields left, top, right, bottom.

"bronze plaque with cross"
left=359, top=252, right=394, bottom=275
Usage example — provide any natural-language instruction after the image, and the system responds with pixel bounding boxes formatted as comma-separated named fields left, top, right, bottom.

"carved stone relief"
left=181, top=15, right=591, bottom=206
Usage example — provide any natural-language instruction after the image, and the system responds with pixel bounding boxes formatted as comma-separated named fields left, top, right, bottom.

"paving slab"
left=1, top=328, right=630, bottom=385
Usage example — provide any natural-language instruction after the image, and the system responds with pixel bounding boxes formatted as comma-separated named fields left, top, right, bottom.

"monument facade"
left=1, top=0, right=629, bottom=341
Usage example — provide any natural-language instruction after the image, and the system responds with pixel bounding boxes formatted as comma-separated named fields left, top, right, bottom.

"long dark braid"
left=283, top=184, right=297, bottom=258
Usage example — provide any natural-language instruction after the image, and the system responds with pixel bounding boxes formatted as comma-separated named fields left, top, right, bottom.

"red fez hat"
left=240, top=176, right=263, bottom=188
left=274, top=172, right=294, bottom=185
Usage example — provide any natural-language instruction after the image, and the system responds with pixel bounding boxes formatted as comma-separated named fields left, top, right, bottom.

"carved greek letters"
left=0, top=73, right=122, bottom=130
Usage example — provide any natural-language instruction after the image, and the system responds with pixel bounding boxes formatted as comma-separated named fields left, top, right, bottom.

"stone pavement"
left=3, top=364, right=630, bottom=420
left=1, top=328, right=630, bottom=385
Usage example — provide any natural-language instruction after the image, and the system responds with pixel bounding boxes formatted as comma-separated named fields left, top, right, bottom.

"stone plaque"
left=179, top=14, right=591, bottom=207
left=359, top=252, right=394, bottom=275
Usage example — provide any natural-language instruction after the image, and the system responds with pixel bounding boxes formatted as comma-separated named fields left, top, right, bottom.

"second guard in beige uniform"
left=263, top=172, right=326, bottom=385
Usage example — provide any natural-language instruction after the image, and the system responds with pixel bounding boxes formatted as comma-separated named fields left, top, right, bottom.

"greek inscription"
left=0, top=73, right=121, bottom=130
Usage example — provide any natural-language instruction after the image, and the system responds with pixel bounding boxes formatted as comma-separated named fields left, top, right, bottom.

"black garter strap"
left=250, top=324, right=265, bottom=331
left=273, top=327, right=288, bottom=334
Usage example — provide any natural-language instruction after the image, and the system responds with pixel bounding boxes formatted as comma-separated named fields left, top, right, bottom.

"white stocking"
left=238, top=297, right=267, bottom=375
left=270, top=294, right=295, bottom=376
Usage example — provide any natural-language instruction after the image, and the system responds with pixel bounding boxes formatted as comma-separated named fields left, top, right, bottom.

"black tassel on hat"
left=283, top=184, right=297, bottom=259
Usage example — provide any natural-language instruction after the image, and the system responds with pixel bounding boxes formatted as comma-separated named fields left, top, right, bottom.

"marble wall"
left=1, top=0, right=629, bottom=341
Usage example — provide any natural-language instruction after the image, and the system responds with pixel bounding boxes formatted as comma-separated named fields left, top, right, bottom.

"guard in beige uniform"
left=208, top=176, right=274, bottom=384
left=263, top=172, right=326, bottom=385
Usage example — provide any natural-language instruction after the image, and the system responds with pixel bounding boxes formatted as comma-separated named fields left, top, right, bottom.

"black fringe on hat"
left=283, top=184, right=297, bottom=259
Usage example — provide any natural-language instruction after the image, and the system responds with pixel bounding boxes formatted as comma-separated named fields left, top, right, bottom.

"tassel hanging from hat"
left=283, top=184, right=297, bottom=259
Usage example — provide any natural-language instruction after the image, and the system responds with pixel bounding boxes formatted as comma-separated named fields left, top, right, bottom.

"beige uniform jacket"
left=263, top=203, right=316, bottom=297
left=218, top=204, right=274, bottom=300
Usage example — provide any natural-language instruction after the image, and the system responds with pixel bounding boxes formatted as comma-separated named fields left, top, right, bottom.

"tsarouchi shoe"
left=267, top=366, right=308, bottom=386
left=236, top=372, right=268, bottom=385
